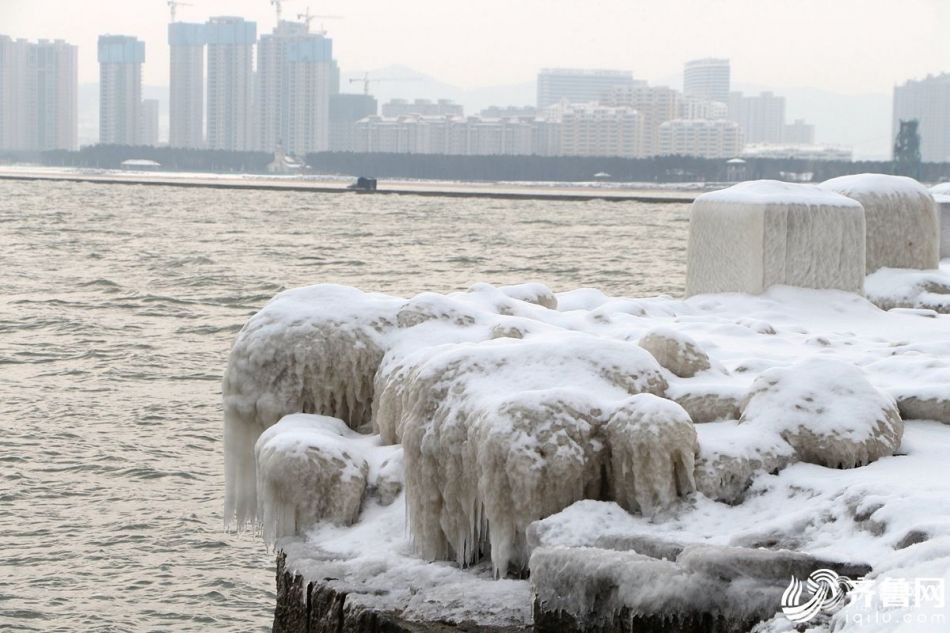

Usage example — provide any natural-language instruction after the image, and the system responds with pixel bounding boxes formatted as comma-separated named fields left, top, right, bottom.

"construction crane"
left=348, top=73, right=416, bottom=96
left=297, top=7, right=342, bottom=34
left=167, top=0, right=193, bottom=22
left=270, top=0, right=286, bottom=23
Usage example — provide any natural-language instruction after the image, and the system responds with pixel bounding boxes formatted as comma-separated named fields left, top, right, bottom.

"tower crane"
left=167, top=0, right=193, bottom=23
left=271, top=0, right=286, bottom=23
left=297, top=7, right=343, bottom=34
left=348, top=73, right=417, bottom=96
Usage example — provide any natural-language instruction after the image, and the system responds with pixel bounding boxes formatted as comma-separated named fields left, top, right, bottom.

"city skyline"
left=2, top=0, right=947, bottom=94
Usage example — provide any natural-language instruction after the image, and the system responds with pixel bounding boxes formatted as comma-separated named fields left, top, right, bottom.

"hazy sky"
left=2, top=0, right=947, bottom=93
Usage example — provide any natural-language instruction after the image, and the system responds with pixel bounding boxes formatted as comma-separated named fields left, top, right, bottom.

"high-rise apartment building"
left=658, top=119, right=742, bottom=158
left=329, top=93, right=377, bottom=151
left=893, top=74, right=950, bottom=162
left=683, top=58, right=730, bottom=105
left=537, top=68, right=639, bottom=109
left=603, top=85, right=679, bottom=157
left=256, top=21, right=337, bottom=156
left=205, top=17, right=256, bottom=151
left=548, top=102, right=643, bottom=158
left=139, top=98, right=160, bottom=146
left=168, top=22, right=205, bottom=148
left=98, top=35, right=145, bottom=145
left=0, top=35, right=77, bottom=151
left=782, top=119, right=815, bottom=145
left=728, top=91, right=785, bottom=144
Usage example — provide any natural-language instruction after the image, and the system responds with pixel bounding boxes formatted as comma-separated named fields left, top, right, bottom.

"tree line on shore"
left=2, top=144, right=947, bottom=184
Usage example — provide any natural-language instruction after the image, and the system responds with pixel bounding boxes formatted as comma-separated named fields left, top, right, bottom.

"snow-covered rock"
left=605, top=394, right=698, bottom=515
left=739, top=358, right=903, bottom=469
left=686, top=180, right=866, bottom=296
left=638, top=327, right=711, bottom=377
left=223, top=284, right=403, bottom=529
left=865, top=266, right=950, bottom=312
left=822, top=174, right=939, bottom=273
left=255, top=414, right=369, bottom=543
left=694, top=421, right=795, bottom=503
left=666, top=382, right=743, bottom=423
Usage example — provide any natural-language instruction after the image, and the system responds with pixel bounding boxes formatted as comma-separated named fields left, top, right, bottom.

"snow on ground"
left=229, top=277, right=950, bottom=630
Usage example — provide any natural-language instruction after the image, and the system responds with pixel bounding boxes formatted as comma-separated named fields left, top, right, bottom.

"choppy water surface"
left=0, top=180, right=689, bottom=631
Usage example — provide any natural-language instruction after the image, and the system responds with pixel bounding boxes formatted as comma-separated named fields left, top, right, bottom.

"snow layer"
left=822, top=174, right=939, bottom=273
left=864, top=265, right=950, bottom=312
left=687, top=180, right=866, bottom=296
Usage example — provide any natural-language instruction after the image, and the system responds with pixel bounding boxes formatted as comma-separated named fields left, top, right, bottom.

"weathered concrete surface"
left=273, top=552, right=532, bottom=633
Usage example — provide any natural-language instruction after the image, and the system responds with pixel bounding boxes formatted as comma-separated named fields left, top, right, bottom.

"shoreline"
left=0, top=169, right=699, bottom=203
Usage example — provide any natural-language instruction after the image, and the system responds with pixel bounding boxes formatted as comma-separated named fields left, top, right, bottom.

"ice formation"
left=686, top=180, right=866, bottom=296
left=387, top=333, right=671, bottom=575
left=821, top=173, right=939, bottom=273
left=223, top=284, right=403, bottom=529
left=935, top=193, right=950, bottom=258
left=228, top=275, right=950, bottom=628
left=605, top=394, right=697, bottom=514
left=255, top=414, right=369, bottom=543
left=637, top=326, right=711, bottom=377
left=739, top=358, right=903, bottom=469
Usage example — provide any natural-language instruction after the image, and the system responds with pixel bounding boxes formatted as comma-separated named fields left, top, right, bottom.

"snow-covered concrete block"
left=223, top=284, right=403, bottom=530
left=740, top=358, right=903, bottom=469
left=637, top=327, right=711, bottom=377
left=822, top=174, right=939, bottom=273
left=605, top=394, right=698, bottom=514
left=255, top=414, right=369, bottom=543
left=686, top=180, right=866, bottom=297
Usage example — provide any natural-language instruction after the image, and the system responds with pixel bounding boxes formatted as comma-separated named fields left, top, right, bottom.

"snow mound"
left=605, top=394, right=698, bottom=514
left=740, top=358, right=903, bottom=469
left=255, top=414, right=369, bottom=543
left=638, top=326, right=712, bottom=377
left=687, top=180, right=866, bottom=296
left=821, top=174, right=939, bottom=273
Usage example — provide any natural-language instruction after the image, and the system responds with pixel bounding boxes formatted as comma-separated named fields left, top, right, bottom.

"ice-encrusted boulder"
left=223, top=284, right=403, bottom=529
left=822, top=174, right=939, bottom=273
left=378, top=332, right=674, bottom=576
left=605, top=395, right=698, bottom=514
left=637, top=327, right=711, bottom=378
left=255, top=414, right=369, bottom=543
left=666, top=382, right=744, bottom=423
left=739, top=358, right=903, bottom=469
left=686, top=180, right=866, bottom=297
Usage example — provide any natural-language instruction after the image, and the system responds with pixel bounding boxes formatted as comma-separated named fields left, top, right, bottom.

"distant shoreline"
left=0, top=169, right=699, bottom=204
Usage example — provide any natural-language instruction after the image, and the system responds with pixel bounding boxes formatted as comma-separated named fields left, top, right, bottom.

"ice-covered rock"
left=666, top=382, right=743, bottom=423
left=686, top=180, right=866, bottom=297
left=739, top=358, right=903, bottom=469
left=822, top=173, right=939, bottom=273
left=637, top=327, right=711, bottom=377
left=384, top=332, right=669, bottom=576
left=605, top=394, right=698, bottom=515
left=255, top=414, right=369, bottom=543
left=223, top=284, right=403, bottom=529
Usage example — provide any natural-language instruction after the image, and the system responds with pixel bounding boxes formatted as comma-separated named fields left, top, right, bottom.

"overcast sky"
left=2, top=0, right=947, bottom=92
